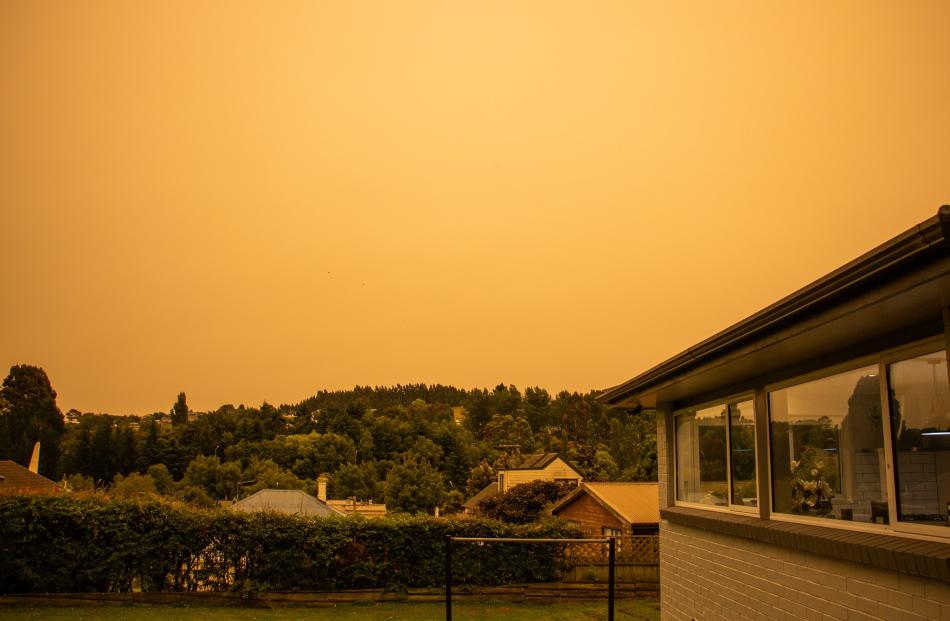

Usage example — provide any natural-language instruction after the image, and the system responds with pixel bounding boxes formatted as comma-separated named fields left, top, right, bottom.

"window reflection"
left=889, top=351, right=950, bottom=526
left=676, top=405, right=728, bottom=506
left=729, top=400, right=756, bottom=506
left=770, top=365, right=887, bottom=522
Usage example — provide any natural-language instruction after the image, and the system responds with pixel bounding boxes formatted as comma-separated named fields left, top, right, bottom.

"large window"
left=675, top=398, right=755, bottom=508
left=889, top=350, right=950, bottom=527
left=729, top=400, right=757, bottom=507
left=769, top=365, right=888, bottom=523
left=671, top=338, right=950, bottom=537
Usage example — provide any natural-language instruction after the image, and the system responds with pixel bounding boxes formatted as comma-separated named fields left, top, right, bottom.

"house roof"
left=0, top=460, right=61, bottom=496
left=463, top=482, right=499, bottom=510
left=507, top=453, right=560, bottom=470
left=327, top=499, right=388, bottom=518
left=550, top=482, right=660, bottom=525
left=506, top=453, right=583, bottom=476
left=232, top=489, right=344, bottom=517
left=598, top=206, right=950, bottom=409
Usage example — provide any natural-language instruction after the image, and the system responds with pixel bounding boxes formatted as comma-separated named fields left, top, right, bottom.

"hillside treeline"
left=1, top=366, right=657, bottom=514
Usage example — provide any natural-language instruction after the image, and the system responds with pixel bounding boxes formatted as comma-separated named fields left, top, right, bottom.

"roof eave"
left=598, top=206, right=950, bottom=407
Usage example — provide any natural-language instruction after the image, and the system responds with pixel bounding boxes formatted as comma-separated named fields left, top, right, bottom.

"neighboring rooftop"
left=327, top=498, right=387, bottom=518
left=551, top=482, right=660, bottom=525
left=507, top=453, right=562, bottom=470
left=462, top=482, right=500, bottom=512
left=231, top=489, right=344, bottom=517
left=0, top=460, right=61, bottom=496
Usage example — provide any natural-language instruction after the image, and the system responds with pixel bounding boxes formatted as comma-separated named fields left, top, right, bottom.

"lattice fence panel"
left=563, top=536, right=659, bottom=566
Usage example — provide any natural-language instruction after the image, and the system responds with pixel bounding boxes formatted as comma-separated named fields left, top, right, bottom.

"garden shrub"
left=0, top=495, right=580, bottom=594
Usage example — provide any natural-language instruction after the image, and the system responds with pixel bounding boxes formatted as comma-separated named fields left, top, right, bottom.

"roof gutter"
left=599, top=205, right=950, bottom=406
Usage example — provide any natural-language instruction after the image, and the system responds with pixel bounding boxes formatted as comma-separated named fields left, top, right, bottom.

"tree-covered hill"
left=0, top=367, right=657, bottom=515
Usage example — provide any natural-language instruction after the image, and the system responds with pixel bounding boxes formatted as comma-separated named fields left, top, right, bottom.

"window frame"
left=763, top=335, right=950, bottom=539
left=673, top=392, right=758, bottom=515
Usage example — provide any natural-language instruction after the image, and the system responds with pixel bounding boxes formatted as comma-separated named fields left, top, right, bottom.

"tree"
left=331, top=462, right=381, bottom=501
left=465, top=458, right=496, bottom=497
left=478, top=480, right=572, bottom=524
left=588, top=446, right=620, bottom=481
left=146, top=463, right=174, bottom=494
left=111, top=472, right=158, bottom=498
left=171, top=392, right=189, bottom=426
left=383, top=454, right=445, bottom=514
left=482, top=414, right=534, bottom=451
left=63, top=473, right=95, bottom=492
left=182, top=454, right=243, bottom=499
left=0, top=365, right=65, bottom=477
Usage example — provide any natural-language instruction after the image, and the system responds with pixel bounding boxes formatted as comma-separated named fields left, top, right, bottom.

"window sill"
left=660, top=506, right=950, bottom=583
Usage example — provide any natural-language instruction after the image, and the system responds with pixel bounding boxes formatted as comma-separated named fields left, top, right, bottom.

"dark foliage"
left=0, top=496, right=580, bottom=593
left=478, top=480, right=574, bottom=524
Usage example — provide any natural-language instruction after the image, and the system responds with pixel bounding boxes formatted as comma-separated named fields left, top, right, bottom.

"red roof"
left=0, top=460, right=61, bottom=496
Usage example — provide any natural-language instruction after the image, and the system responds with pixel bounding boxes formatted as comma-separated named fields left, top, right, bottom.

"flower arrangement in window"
left=790, top=447, right=835, bottom=515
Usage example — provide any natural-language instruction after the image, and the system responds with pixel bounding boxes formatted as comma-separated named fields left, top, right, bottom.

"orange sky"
left=2, top=1, right=949, bottom=415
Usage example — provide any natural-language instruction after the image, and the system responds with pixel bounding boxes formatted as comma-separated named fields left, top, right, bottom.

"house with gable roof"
left=463, top=452, right=583, bottom=513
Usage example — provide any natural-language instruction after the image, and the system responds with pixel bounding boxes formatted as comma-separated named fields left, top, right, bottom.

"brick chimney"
left=317, top=474, right=328, bottom=502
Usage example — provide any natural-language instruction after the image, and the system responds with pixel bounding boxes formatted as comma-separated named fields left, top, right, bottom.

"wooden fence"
left=561, top=536, right=659, bottom=583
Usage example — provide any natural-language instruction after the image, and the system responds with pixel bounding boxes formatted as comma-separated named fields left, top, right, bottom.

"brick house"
left=550, top=482, right=659, bottom=537
left=599, top=206, right=950, bottom=620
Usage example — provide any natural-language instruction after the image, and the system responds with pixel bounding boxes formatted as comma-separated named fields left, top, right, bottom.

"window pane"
left=770, top=365, right=886, bottom=522
left=676, top=405, right=727, bottom=505
left=729, top=399, right=756, bottom=506
left=889, top=350, right=950, bottom=527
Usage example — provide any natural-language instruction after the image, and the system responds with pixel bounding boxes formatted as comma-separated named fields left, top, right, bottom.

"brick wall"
left=659, top=519, right=950, bottom=621
left=657, top=408, right=670, bottom=509
left=898, top=450, right=942, bottom=516
left=556, top=492, right=625, bottom=537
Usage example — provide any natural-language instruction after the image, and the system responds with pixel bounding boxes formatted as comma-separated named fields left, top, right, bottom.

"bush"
left=0, top=495, right=580, bottom=594
left=478, top=480, right=573, bottom=524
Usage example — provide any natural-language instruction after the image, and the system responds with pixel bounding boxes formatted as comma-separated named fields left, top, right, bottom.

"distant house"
left=498, top=453, right=583, bottom=492
left=231, top=489, right=344, bottom=517
left=464, top=453, right=583, bottom=513
left=0, top=460, right=62, bottom=496
left=327, top=498, right=387, bottom=518
left=549, top=482, right=659, bottom=537
left=318, top=475, right=387, bottom=518
left=317, top=474, right=386, bottom=518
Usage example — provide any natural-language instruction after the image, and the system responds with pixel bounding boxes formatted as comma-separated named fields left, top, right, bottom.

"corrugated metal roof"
left=232, top=489, right=344, bottom=517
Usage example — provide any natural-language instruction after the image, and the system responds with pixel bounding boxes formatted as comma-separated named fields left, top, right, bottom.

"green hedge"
left=0, top=496, right=580, bottom=594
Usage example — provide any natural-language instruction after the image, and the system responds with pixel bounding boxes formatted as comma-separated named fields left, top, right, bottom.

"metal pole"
left=445, top=535, right=452, bottom=621
left=607, top=537, right=615, bottom=621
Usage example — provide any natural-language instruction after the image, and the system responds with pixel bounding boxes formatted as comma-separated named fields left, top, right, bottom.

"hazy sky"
left=2, top=1, right=948, bottom=415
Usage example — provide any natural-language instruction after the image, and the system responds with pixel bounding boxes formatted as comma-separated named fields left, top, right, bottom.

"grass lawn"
left=0, top=600, right=660, bottom=621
